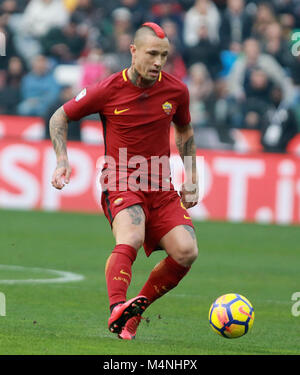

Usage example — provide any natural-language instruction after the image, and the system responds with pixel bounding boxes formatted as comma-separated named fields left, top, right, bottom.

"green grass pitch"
left=0, top=208, right=299, bottom=355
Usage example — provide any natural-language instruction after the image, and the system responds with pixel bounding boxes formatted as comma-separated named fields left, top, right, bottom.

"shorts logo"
left=113, top=197, right=123, bottom=206
left=181, top=202, right=191, bottom=219
left=162, top=101, right=172, bottom=115
left=75, top=88, right=86, bottom=102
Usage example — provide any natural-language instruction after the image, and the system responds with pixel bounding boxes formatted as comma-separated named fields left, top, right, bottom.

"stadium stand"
left=0, top=0, right=299, bottom=153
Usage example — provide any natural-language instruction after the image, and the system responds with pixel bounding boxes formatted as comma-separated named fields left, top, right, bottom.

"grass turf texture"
left=0, top=208, right=299, bottom=355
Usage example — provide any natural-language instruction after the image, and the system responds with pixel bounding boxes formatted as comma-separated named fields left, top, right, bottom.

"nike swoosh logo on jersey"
left=114, top=108, right=130, bottom=115
left=184, top=215, right=191, bottom=220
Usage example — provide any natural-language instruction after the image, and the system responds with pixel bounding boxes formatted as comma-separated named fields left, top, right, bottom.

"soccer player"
left=49, top=22, right=199, bottom=340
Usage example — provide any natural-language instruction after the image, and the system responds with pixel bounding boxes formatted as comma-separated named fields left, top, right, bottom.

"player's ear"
left=130, top=44, right=136, bottom=55
left=130, top=44, right=137, bottom=64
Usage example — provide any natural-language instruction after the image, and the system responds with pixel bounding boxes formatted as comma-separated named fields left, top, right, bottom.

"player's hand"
left=180, top=182, right=199, bottom=209
left=51, top=159, right=71, bottom=190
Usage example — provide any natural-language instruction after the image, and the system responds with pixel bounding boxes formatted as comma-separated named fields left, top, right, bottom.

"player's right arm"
left=49, top=106, right=72, bottom=190
left=49, top=78, right=110, bottom=189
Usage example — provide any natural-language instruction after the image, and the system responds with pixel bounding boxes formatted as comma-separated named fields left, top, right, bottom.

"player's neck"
left=127, top=67, right=156, bottom=88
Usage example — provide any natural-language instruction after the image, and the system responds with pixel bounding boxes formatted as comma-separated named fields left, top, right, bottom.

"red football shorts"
left=101, top=189, right=194, bottom=257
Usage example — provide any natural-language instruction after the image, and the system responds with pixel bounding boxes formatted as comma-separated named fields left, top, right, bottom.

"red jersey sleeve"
left=172, top=84, right=191, bottom=127
left=63, top=81, right=108, bottom=121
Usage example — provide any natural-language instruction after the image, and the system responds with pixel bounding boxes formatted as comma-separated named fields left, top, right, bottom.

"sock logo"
left=112, top=269, right=131, bottom=285
left=120, top=269, right=131, bottom=278
left=153, top=284, right=169, bottom=296
left=113, top=276, right=129, bottom=285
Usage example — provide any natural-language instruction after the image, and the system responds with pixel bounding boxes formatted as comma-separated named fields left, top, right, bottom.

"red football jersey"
left=63, top=68, right=191, bottom=191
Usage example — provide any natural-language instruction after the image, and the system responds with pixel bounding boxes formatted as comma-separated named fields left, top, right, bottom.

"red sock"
left=105, top=244, right=137, bottom=309
left=139, top=256, right=191, bottom=304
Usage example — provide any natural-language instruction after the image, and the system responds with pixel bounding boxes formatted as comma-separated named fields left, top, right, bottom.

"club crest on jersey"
left=162, top=101, right=172, bottom=115
left=75, top=88, right=86, bottom=102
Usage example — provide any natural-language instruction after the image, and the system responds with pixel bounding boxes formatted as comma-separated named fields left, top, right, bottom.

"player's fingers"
left=181, top=190, right=198, bottom=208
left=182, top=201, right=195, bottom=209
left=64, top=167, right=72, bottom=184
left=51, top=169, right=65, bottom=189
left=52, top=182, right=63, bottom=190
left=185, top=201, right=198, bottom=209
left=52, top=177, right=64, bottom=190
left=181, top=200, right=193, bottom=209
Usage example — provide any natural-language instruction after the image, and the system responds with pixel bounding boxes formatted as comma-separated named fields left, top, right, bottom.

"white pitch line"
left=0, top=264, right=85, bottom=284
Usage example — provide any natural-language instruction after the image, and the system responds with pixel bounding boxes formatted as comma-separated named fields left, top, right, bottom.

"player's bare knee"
left=190, top=244, right=199, bottom=264
left=184, top=244, right=198, bottom=266
left=173, top=243, right=198, bottom=267
left=119, top=231, right=144, bottom=251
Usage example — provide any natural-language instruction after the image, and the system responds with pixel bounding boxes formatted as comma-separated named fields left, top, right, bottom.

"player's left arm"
left=174, top=122, right=198, bottom=209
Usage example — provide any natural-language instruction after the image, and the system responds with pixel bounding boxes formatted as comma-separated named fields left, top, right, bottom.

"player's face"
left=131, top=35, right=169, bottom=82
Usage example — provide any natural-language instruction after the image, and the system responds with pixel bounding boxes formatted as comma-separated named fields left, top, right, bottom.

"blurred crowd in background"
left=0, top=0, right=300, bottom=152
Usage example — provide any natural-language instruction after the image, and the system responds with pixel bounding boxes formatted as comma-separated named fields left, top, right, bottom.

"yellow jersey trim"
left=122, top=68, right=128, bottom=82
left=122, top=68, right=162, bottom=82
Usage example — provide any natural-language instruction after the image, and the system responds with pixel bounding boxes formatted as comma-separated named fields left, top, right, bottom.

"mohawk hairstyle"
left=141, top=22, right=166, bottom=39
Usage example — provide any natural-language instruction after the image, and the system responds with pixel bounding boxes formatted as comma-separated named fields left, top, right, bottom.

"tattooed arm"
left=174, top=123, right=198, bottom=208
left=49, top=106, right=72, bottom=190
